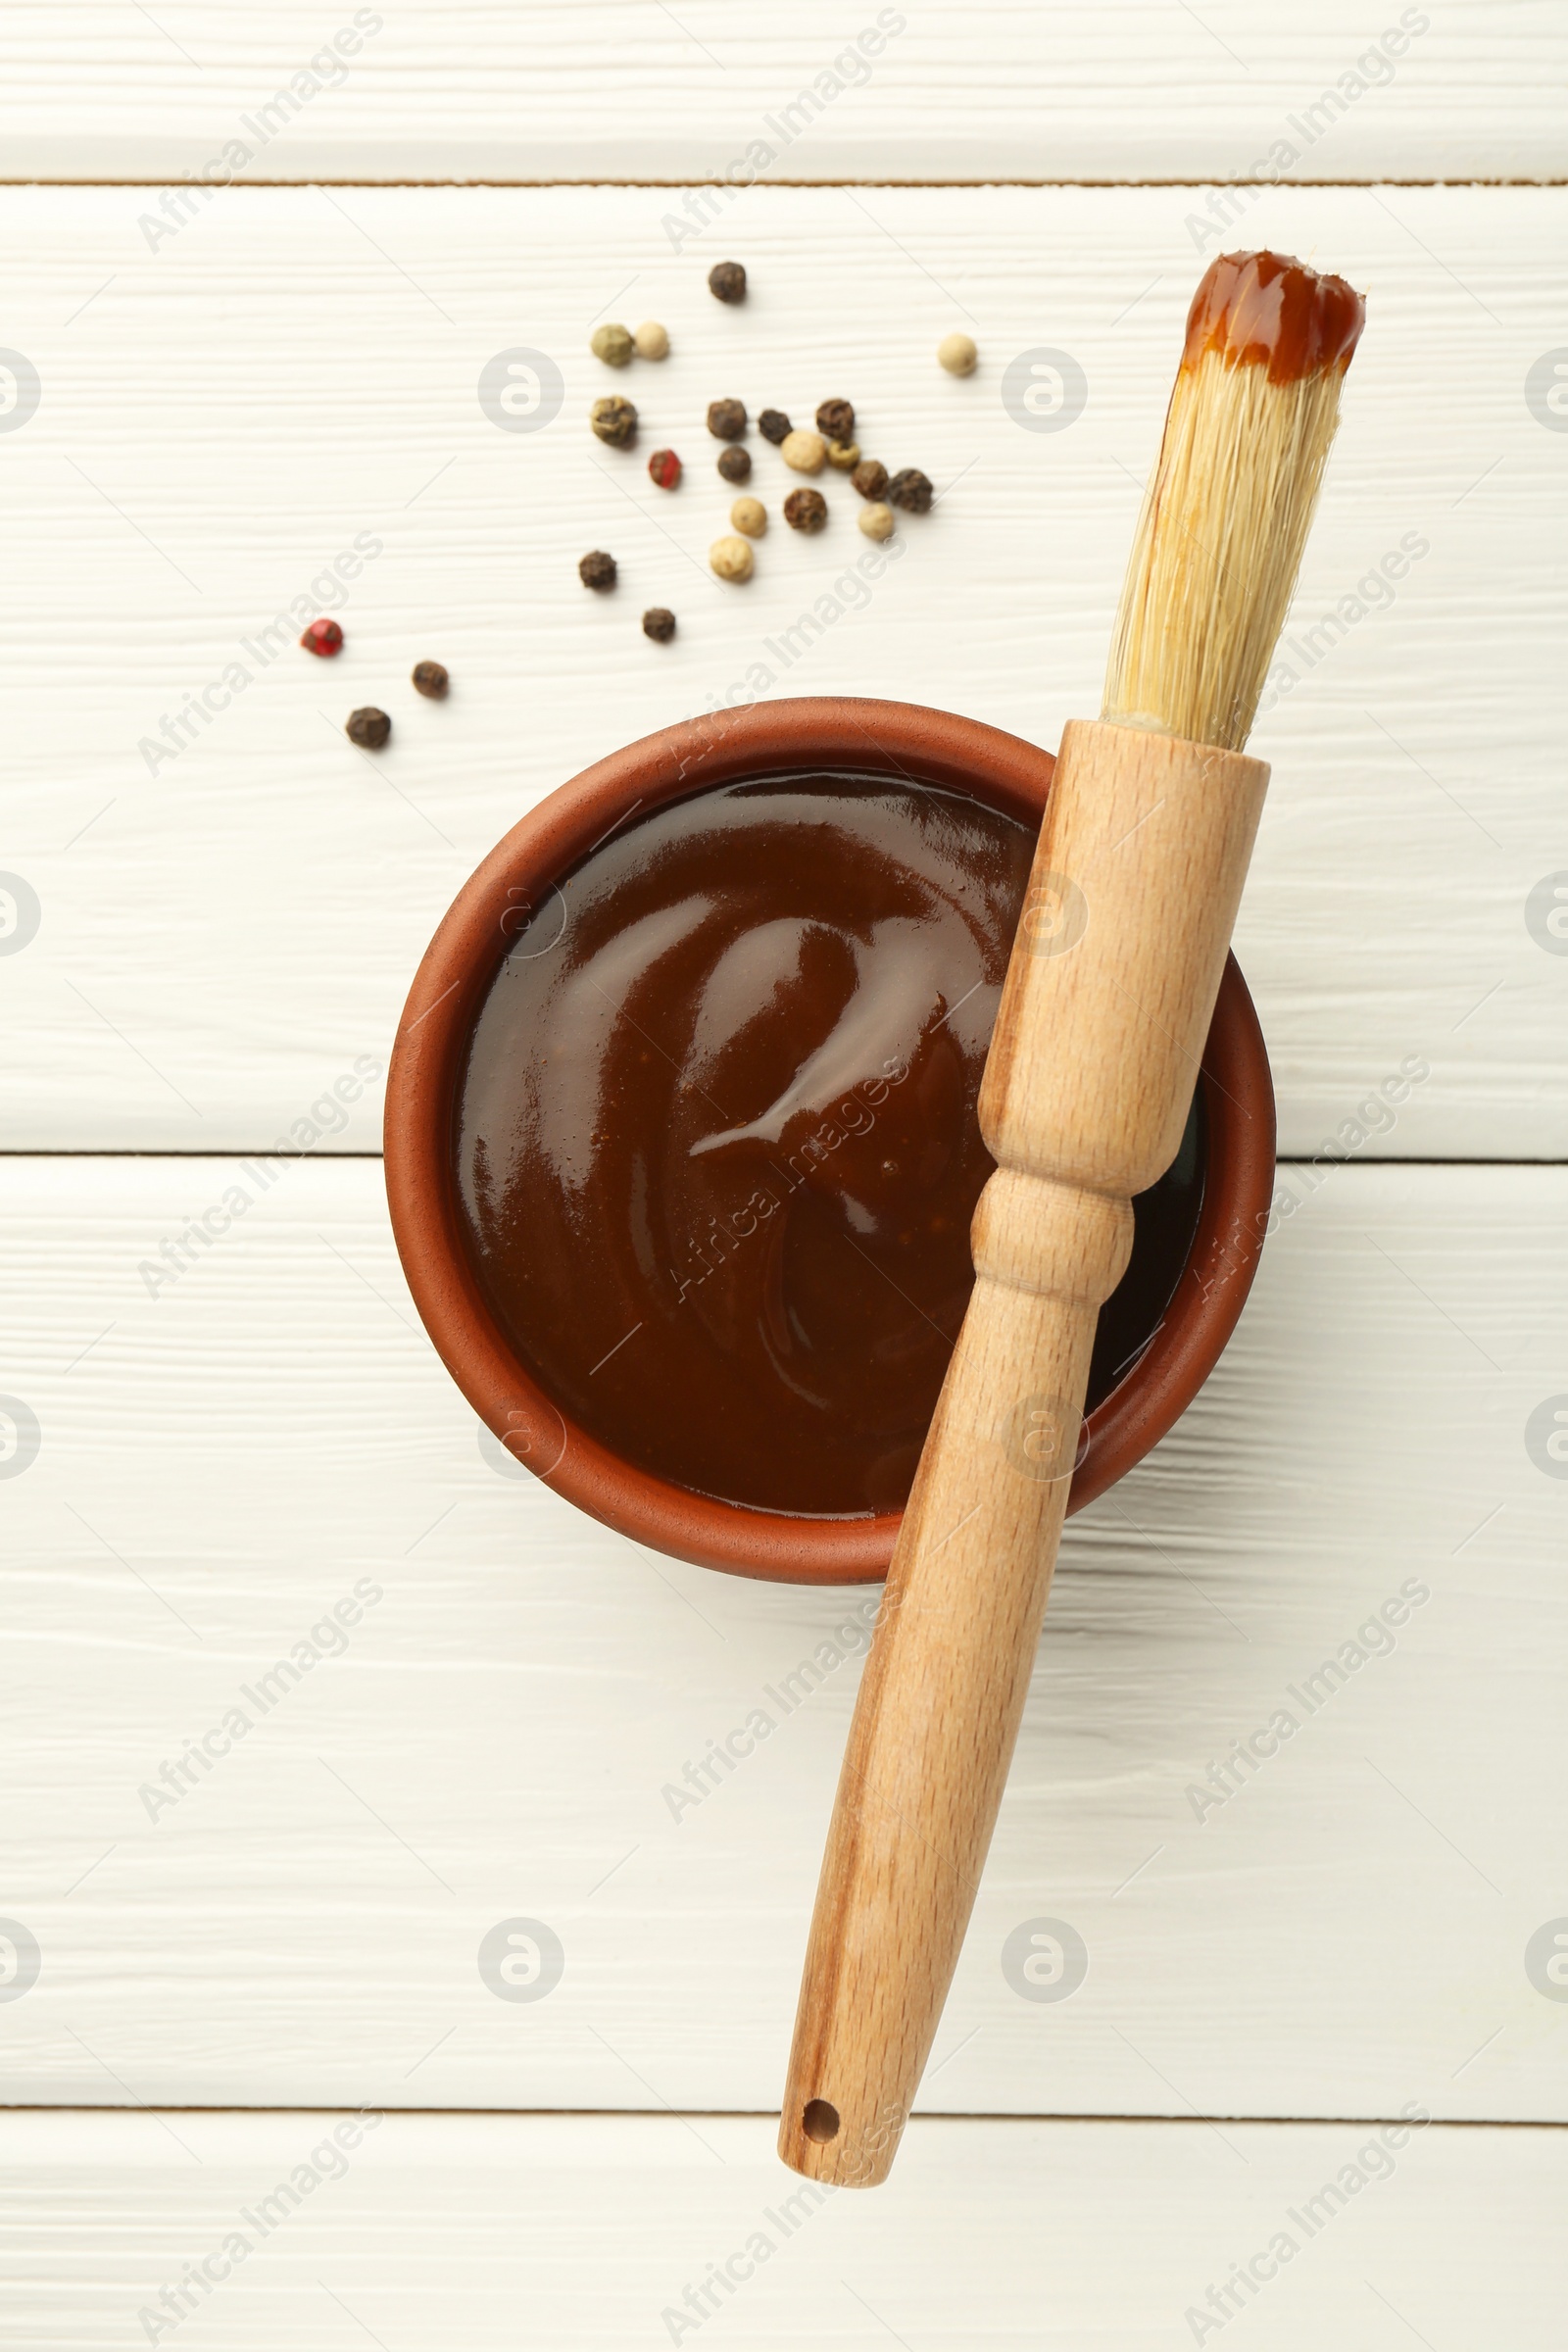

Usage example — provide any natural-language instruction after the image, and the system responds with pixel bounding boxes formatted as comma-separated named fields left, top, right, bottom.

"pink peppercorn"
left=300, top=617, right=343, bottom=657
left=648, top=448, right=682, bottom=490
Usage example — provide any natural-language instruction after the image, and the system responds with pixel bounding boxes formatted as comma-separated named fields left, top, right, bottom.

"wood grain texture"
left=1, top=4, right=1565, bottom=182
left=2, top=1154, right=1564, bottom=2120
left=782, top=729, right=1267, bottom=2180
left=5, top=2109, right=1566, bottom=2349
left=0, top=183, right=1564, bottom=1156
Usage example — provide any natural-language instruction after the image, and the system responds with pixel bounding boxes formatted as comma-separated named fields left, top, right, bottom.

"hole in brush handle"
left=802, top=2099, right=840, bottom=2144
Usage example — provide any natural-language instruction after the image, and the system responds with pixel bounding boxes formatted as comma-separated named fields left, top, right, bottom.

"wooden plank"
left=2, top=4, right=1565, bottom=183
left=2, top=1154, right=1564, bottom=2119
left=4, top=2109, right=1564, bottom=2350
left=1, top=183, right=1563, bottom=1156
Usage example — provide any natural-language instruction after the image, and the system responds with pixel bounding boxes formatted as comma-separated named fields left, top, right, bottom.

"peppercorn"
left=578, top=550, right=617, bottom=590
left=346, top=707, right=390, bottom=750
left=709, top=261, right=747, bottom=304
left=642, top=607, right=676, bottom=642
left=852, top=458, right=889, bottom=501
left=590, top=395, right=637, bottom=447
left=858, top=502, right=895, bottom=541
left=648, top=448, right=683, bottom=490
left=938, top=331, right=978, bottom=376
left=412, top=660, right=449, bottom=699
left=730, top=496, right=766, bottom=538
left=633, top=320, right=669, bottom=360
left=708, top=398, right=747, bottom=441
left=780, top=429, right=826, bottom=474
left=815, top=398, right=855, bottom=443
left=299, top=616, right=343, bottom=658
left=826, top=440, right=859, bottom=471
left=716, top=444, right=752, bottom=484
left=888, top=467, right=934, bottom=514
left=783, top=488, right=827, bottom=533
left=590, top=322, right=633, bottom=368
left=710, top=534, right=755, bottom=581
left=758, top=409, right=791, bottom=444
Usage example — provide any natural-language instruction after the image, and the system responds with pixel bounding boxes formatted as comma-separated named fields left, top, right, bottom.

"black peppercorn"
left=578, top=550, right=617, bottom=591
left=716, top=444, right=752, bottom=484
left=589, top=394, right=638, bottom=448
left=852, top=458, right=889, bottom=501
left=758, top=409, right=791, bottom=444
left=345, top=707, right=391, bottom=751
left=815, top=397, right=855, bottom=444
left=707, top=398, right=747, bottom=441
left=887, top=467, right=934, bottom=514
left=708, top=260, right=747, bottom=304
left=411, top=660, right=449, bottom=699
left=642, top=607, right=676, bottom=643
left=783, top=487, right=828, bottom=533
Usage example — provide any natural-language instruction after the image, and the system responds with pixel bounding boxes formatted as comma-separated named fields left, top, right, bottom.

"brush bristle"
left=1102, top=251, right=1366, bottom=754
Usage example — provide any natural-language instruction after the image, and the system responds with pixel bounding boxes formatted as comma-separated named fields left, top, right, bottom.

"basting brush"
left=778, top=249, right=1366, bottom=2187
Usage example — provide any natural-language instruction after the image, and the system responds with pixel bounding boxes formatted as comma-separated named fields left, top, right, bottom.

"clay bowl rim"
left=384, top=695, right=1275, bottom=1587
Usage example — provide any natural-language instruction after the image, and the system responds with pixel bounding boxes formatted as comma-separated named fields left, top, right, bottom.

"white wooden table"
left=2, top=9, right=1565, bottom=2343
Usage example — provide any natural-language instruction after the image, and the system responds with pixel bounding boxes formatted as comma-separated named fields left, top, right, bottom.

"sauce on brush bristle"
left=1103, top=249, right=1366, bottom=750
left=1182, top=250, right=1365, bottom=385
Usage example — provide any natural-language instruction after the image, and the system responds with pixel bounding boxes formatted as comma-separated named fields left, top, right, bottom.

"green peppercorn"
left=826, top=440, right=860, bottom=471
left=590, top=322, right=633, bottom=367
left=590, top=395, right=637, bottom=448
left=709, top=261, right=747, bottom=304
left=888, top=467, right=934, bottom=514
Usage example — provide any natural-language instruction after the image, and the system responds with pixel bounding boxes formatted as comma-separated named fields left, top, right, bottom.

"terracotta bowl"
left=385, top=697, right=1275, bottom=1585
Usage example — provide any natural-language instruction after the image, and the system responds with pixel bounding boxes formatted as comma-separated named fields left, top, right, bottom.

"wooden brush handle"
left=779, top=720, right=1270, bottom=2185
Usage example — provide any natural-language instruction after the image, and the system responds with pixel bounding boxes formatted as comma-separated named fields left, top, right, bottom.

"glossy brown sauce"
left=1183, top=249, right=1365, bottom=384
left=457, top=774, right=1204, bottom=1518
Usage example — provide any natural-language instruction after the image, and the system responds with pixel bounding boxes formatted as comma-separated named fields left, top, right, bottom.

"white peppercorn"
left=591, top=322, right=633, bottom=367
left=938, top=331, right=978, bottom=375
left=633, top=320, right=669, bottom=360
left=710, top=534, right=755, bottom=581
left=730, top=497, right=767, bottom=538
left=858, top=502, right=895, bottom=541
left=781, top=429, right=826, bottom=474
